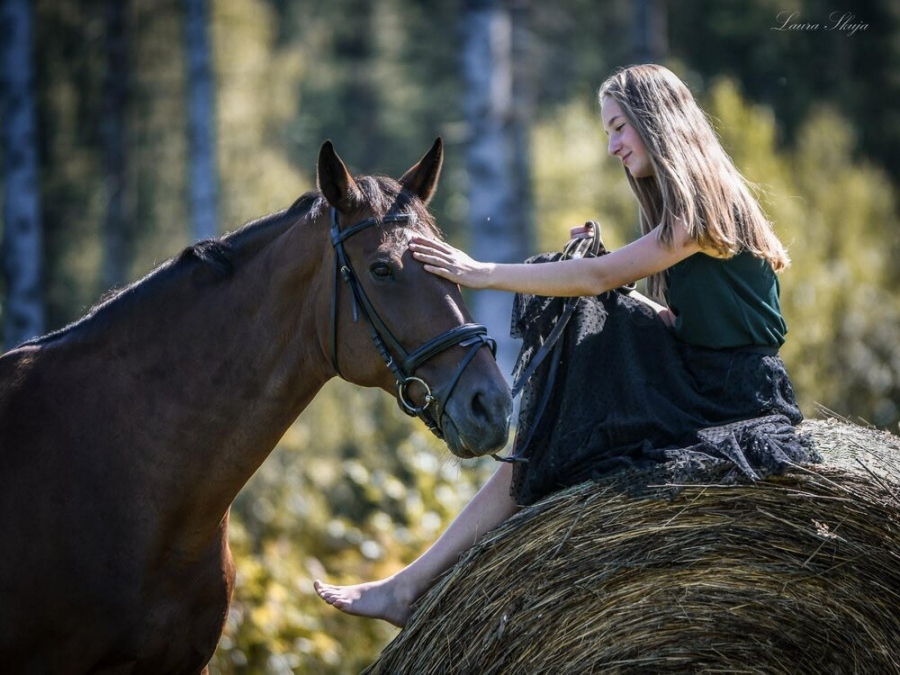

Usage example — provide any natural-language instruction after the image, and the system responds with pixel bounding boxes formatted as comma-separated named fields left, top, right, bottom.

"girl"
left=314, top=64, right=813, bottom=627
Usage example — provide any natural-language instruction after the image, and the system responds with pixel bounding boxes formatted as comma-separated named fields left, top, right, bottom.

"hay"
left=365, top=418, right=900, bottom=674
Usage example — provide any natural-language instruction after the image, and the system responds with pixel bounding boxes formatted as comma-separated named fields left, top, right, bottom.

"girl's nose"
left=608, top=138, right=620, bottom=157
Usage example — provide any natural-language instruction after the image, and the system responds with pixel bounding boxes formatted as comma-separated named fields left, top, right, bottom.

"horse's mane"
left=23, top=193, right=321, bottom=348
left=23, top=178, right=442, bottom=349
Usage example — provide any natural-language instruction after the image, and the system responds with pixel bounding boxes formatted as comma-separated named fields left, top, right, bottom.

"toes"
left=314, top=580, right=342, bottom=604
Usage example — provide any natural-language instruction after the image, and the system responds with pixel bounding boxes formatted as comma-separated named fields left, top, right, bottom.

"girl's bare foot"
left=313, top=576, right=416, bottom=628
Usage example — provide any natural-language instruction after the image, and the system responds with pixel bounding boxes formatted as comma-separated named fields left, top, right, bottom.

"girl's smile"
left=601, top=98, right=654, bottom=178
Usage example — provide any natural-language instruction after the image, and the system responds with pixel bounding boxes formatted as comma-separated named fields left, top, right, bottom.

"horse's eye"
left=370, top=263, right=394, bottom=279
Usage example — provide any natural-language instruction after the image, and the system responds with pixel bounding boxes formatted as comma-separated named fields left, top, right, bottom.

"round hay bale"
left=365, top=418, right=900, bottom=674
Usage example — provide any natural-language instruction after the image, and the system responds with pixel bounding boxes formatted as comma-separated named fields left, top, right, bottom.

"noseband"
left=329, top=208, right=497, bottom=439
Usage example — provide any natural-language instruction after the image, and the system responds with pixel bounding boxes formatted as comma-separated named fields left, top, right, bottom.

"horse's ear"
left=399, top=137, right=443, bottom=205
left=317, top=140, right=361, bottom=213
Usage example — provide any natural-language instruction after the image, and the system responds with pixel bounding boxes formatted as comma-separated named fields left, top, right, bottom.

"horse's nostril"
left=471, top=390, right=490, bottom=423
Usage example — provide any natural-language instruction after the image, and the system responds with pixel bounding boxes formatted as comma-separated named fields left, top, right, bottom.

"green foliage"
left=209, top=380, right=497, bottom=674
left=33, top=0, right=107, bottom=328
left=213, top=0, right=311, bottom=226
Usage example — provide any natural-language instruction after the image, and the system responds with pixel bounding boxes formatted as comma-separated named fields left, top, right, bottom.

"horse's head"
left=315, top=139, right=512, bottom=458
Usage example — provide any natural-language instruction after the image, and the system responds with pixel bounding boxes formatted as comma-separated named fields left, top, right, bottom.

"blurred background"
left=1, top=0, right=899, bottom=672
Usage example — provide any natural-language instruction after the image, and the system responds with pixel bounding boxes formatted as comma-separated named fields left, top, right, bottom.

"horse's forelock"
left=355, top=175, right=443, bottom=241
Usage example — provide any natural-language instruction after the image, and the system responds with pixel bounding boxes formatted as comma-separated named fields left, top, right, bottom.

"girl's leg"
left=314, top=461, right=519, bottom=627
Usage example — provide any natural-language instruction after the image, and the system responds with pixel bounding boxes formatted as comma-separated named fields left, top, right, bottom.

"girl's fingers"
left=409, top=245, right=440, bottom=257
left=410, top=239, right=465, bottom=260
left=412, top=252, right=450, bottom=266
left=409, top=235, right=452, bottom=252
left=409, top=243, right=442, bottom=258
left=411, top=247, right=453, bottom=263
left=409, top=236, right=473, bottom=283
left=423, top=264, right=455, bottom=281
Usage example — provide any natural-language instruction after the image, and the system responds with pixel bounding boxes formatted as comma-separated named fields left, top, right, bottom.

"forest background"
left=1, top=0, right=899, bottom=672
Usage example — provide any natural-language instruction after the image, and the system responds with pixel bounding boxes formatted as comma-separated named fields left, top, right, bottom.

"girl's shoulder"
left=670, top=249, right=775, bottom=285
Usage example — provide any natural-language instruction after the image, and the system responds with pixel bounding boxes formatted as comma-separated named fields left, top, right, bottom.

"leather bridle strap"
left=330, top=212, right=411, bottom=377
left=402, top=323, right=494, bottom=374
left=508, top=225, right=601, bottom=400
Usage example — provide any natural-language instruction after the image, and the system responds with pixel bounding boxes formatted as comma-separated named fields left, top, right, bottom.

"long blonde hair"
left=598, top=64, right=790, bottom=301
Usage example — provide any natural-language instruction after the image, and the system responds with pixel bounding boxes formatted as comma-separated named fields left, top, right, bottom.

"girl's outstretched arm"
left=409, top=221, right=701, bottom=297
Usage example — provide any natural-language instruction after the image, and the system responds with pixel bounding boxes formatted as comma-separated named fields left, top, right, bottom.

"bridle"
left=329, top=207, right=497, bottom=439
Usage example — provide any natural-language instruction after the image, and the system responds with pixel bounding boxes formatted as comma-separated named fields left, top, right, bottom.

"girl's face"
left=601, top=97, right=655, bottom=178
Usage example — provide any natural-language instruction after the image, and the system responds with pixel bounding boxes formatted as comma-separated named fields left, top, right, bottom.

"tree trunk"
left=462, top=0, right=533, bottom=380
left=1, top=0, right=45, bottom=349
left=185, top=0, right=219, bottom=241
left=101, top=0, right=133, bottom=292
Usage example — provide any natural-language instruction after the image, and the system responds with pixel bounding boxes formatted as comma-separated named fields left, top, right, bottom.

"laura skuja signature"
left=772, top=11, right=868, bottom=36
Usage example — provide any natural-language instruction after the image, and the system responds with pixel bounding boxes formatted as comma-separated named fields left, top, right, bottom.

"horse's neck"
left=167, top=222, right=335, bottom=549
left=76, top=216, right=333, bottom=558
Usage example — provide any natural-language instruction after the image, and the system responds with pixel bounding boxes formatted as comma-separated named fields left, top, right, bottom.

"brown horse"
left=0, top=139, right=512, bottom=674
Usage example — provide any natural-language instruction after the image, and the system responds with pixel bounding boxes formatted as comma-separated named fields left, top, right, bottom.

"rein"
left=329, top=208, right=497, bottom=439
left=496, top=221, right=635, bottom=464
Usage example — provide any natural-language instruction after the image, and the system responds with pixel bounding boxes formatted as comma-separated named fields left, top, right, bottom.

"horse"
left=0, top=139, right=513, bottom=674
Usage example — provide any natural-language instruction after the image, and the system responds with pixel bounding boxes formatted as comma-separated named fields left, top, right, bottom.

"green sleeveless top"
left=665, top=251, right=787, bottom=349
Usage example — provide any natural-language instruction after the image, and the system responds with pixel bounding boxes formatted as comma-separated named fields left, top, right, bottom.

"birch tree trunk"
left=462, top=0, right=533, bottom=380
left=1, top=0, right=44, bottom=349
left=185, top=0, right=219, bottom=241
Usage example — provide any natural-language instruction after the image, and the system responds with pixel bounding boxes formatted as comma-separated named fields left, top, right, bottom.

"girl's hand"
left=657, top=307, right=676, bottom=329
left=409, top=236, right=492, bottom=289
left=629, top=290, right=676, bottom=329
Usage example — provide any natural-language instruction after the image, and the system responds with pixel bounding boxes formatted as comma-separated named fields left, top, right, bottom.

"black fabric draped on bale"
left=508, top=252, right=820, bottom=506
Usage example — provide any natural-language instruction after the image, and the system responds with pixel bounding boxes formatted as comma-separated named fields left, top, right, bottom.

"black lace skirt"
left=509, top=276, right=819, bottom=506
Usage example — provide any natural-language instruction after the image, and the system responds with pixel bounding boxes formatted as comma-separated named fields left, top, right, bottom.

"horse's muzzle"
left=441, top=376, right=512, bottom=458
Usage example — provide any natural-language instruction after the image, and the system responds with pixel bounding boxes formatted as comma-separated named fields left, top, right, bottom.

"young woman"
left=314, top=64, right=814, bottom=627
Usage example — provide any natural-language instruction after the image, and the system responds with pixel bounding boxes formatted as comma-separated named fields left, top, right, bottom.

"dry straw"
left=365, top=416, right=900, bottom=674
